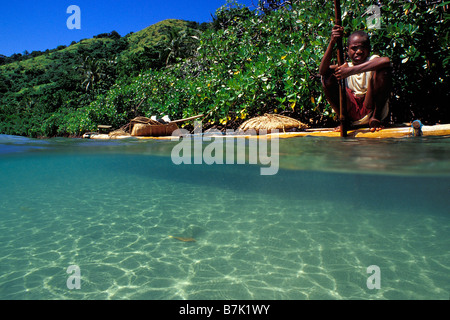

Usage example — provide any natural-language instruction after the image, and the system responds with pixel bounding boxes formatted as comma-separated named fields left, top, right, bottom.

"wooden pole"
left=170, top=114, right=204, bottom=123
left=334, top=0, right=348, bottom=137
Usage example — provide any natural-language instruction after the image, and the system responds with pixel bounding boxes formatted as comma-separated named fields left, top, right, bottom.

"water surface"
left=0, top=134, right=449, bottom=300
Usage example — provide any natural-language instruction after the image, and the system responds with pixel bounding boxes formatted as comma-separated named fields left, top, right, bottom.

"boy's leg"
left=321, top=73, right=340, bottom=115
left=364, top=67, right=392, bottom=130
left=322, top=71, right=360, bottom=130
left=322, top=74, right=349, bottom=131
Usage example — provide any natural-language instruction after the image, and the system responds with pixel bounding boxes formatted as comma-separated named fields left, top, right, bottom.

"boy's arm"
left=335, top=57, right=391, bottom=80
left=319, top=25, right=344, bottom=76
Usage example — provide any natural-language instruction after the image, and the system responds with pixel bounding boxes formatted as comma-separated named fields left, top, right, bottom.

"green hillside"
left=127, top=19, right=200, bottom=53
left=0, top=19, right=203, bottom=137
left=0, top=19, right=199, bottom=82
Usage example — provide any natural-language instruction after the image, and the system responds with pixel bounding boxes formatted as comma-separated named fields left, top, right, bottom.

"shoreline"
left=82, top=123, right=450, bottom=140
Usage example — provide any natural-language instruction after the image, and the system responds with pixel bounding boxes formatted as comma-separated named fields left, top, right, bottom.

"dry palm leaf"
left=238, top=114, right=308, bottom=134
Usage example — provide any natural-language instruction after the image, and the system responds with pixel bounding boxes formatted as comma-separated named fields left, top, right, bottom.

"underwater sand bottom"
left=0, top=170, right=448, bottom=300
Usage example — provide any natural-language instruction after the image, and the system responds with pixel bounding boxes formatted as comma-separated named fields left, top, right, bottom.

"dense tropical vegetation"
left=0, top=0, right=448, bottom=137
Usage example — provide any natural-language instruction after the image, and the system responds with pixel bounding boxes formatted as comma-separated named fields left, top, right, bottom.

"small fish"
left=169, top=235, right=196, bottom=242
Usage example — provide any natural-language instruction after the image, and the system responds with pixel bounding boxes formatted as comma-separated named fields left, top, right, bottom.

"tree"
left=258, top=0, right=286, bottom=14
left=212, top=0, right=253, bottom=30
left=109, top=30, right=121, bottom=40
left=77, top=55, right=109, bottom=93
left=159, top=27, right=201, bottom=66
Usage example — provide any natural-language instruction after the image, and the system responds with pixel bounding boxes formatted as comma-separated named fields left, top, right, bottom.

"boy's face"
left=347, top=35, right=370, bottom=65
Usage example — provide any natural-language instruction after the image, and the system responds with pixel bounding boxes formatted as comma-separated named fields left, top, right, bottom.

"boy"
left=319, top=26, right=392, bottom=132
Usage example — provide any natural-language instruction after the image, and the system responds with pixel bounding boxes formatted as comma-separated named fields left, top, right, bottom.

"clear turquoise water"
left=0, top=134, right=449, bottom=300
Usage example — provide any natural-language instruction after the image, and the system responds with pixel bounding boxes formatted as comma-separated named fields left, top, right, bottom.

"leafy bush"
left=71, top=0, right=448, bottom=133
left=370, top=0, right=449, bottom=123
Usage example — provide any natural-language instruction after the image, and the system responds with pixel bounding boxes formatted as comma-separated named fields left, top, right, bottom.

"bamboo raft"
left=83, top=123, right=450, bottom=140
